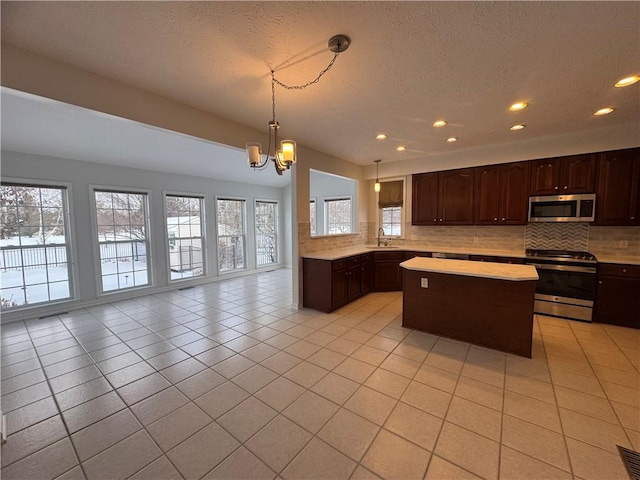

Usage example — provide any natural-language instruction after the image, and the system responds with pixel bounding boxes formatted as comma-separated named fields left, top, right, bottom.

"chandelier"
left=246, top=34, right=351, bottom=175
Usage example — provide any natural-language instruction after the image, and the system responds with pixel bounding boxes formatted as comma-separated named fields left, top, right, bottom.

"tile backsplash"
left=524, top=223, right=589, bottom=251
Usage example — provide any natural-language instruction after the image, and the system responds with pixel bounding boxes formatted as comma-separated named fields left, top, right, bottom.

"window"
left=325, top=197, right=352, bottom=234
left=309, top=199, right=316, bottom=236
left=255, top=201, right=278, bottom=267
left=166, top=195, right=205, bottom=281
left=94, top=189, right=150, bottom=292
left=217, top=198, right=246, bottom=272
left=0, top=183, right=73, bottom=309
left=378, top=180, right=404, bottom=237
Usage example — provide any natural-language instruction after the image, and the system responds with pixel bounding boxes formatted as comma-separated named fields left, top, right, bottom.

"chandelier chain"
left=272, top=51, right=340, bottom=91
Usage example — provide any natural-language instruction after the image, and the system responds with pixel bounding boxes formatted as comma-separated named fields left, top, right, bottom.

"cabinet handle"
left=564, top=186, right=568, bottom=190
left=598, top=280, right=603, bottom=284
left=631, top=216, right=635, bottom=220
left=623, top=269, right=627, bottom=273
left=439, top=219, right=443, bottom=222
left=502, top=217, right=506, bottom=221
left=494, top=217, right=498, bottom=221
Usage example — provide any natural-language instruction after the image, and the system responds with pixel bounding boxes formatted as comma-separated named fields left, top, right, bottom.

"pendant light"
left=374, top=159, right=381, bottom=193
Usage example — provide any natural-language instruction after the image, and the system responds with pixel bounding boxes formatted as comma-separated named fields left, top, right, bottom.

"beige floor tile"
left=423, top=351, right=465, bottom=374
left=195, top=381, right=250, bottom=419
left=194, top=345, right=235, bottom=367
left=333, top=357, right=376, bottom=383
left=1, top=381, right=52, bottom=413
left=350, top=465, right=382, bottom=480
left=82, top=430, right=161, bottom=480
left=504, top=390, right=561, bottom=432
left=245, top=415, right=312, bottom=473
left=283, top=361, right=328, bottom=388
left=317, top=408, right=379, bottom=462
left=446, top=396, right=502, bottom=441
left=160, top=358, right=207, bottom=384
left=350, top=345, right=389, bottom=367
left=592, top=363, right=639, bottom=389
left=5, top=396, right=59, bottom=435
left=611, top=401, right=640, bottom=431
left=218, top=397, right=277, bottom=442
left=283, top=391, right=339, bottom=433
left=414, top=364, right=459, bottom=393
left=62, top=391, right=126, bottom=433
left=565, top=438, right=630, bottom=480
left=342, top=328, right=375, bottom=344
left=558, top=407, right=631, bottom=453
left=601, top=380, right=640, bottom=407
left=128, top=456, right=183, bottom=480
left=392, top=342, right=429, bottom=362
left=255, top=377, right=306, bottom=411
left=425, top=455, right=482, bottom=479
left=285, top=340, right=322, bottom=360
left=0, top=415, right=67, bottom=468
left=501, top=415, right=571, bottom=471
left=379, top=353, right=421, bottom=378
left=384, top=401, right=442, bottom=451
left=555, top=386, right=619, bottom=423
left=212, top=354, right=256, bottom=379
left=175, top=368, right=225, bottom=399
left=1, top=438, right=78, bottom=480
left=311, top=372, right=359, bottom=405
left=325, top=337, right=361, bottom=356
left=505, top=356, right=551, bottom=382
left=402, top=381, right=452, bottom=418
left=344, top=386, right=397, bottom=426
left=231, top=364, right=279, bottom=394
left=71, top=409, right=142, bottom=461
left=117, top=372, right=171, bottom=406
left=147, top=402, right=212, bottom=451
left=105, top=361, right=155, bottom=389
left=264, top=333, right=299, bottom=350
left=546, top=354, right=594, bottom=376
left=435, top=422, right=499, bottom=479
left=241, top=343, right=279, bottom=363
left=130, top=387, right=189, bottom=426
left=499, top=446, right=572, bottom=480
left=260, top=351, right=302, bottom=375
left=167, top=422, right=240, bottom=480
left=54, top=465, right=85, bottom=480
left=461, top=363, right=505, bottom=388
left=504, top=373, right=555, bottom=404
left=204, top=446, right=276, bottom=480
left=362, top=429, right=430, bottom=480
left=364, top=368, right=410, bottom=399
left=586, top=350, right=636, bottom=372
left=549, top=368, right=606, bottom=398
left=307, top=348, right=347, bottom=370
left=281, top=438, right=356, bottom=480
left=432, top=339, right=470, bottom=359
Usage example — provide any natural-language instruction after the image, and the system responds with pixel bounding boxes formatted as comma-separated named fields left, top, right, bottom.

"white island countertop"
left=400, top=257, right=539, bottom=281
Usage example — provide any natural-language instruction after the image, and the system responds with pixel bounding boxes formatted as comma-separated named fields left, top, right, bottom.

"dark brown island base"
left=400, top=258, right=539, bottom=358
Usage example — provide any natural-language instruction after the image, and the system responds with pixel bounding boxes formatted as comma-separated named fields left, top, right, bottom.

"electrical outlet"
left=421, top=278, right=429, bottom=288
left=619, top=240, right=629, bottom=248
left=473, top=236, right=479, bottom=243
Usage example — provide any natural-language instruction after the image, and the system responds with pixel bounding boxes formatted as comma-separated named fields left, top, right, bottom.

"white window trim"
left=90, top=185, right=153, bottom=295
left=309, top=197, right=317, bottom=237
left=323, top=195, right=353, bottom=236
left=215, top=195, right=248, bottom=274
left=0, top=177, right=78, bottom=310
left=377, top=177, right=406, bottom=239
left=163, top=191, right=207, bottom=283
left=254, top=198, right=280, bottom=268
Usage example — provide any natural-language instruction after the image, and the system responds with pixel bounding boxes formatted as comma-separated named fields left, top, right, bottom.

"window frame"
left=0, top=178, right=77, bottom=310
left=90, top=185, right=153, bottom=295
left=163, top=191, right=207, bottom=283
left=378, top=178, right=406, bottom=239
left=254, top=199, right=279, bottom=268
left=215, top=195, right=247, bottom=274
left=309, top=197, right=317, bottom=237
left=324, top=196, right=353, bottom=235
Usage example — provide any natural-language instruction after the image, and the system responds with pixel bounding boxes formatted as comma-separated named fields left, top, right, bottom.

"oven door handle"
left=527, top=263, right=596, bottom=274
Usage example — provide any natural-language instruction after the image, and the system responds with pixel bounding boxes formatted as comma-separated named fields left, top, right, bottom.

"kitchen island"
left=400, top=257, right=538, bottom=358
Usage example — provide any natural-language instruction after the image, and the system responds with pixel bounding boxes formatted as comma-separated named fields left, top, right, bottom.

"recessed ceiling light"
left=445, top=137, right=458, bottom=143
left=615, top=75, right=640, bottom=87
left=509, top=102, right=528, bottom=111
left=510, top=124, right=526, bottom=131
left=376, top=133, right=388, bottom=140
left=432, top=120, right=447, bottom=128
left=396, top=145, right=407, bottom=151
left=594, top=107, right=615, bottom=116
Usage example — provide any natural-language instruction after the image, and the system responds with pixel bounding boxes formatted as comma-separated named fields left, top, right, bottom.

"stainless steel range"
left=525, top=249, right=597, bottom=322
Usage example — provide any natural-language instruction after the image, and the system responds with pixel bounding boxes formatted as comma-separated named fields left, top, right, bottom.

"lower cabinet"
left=595, top=263, right=640, bottom=328
left=373, top=251, right=405, bottom=291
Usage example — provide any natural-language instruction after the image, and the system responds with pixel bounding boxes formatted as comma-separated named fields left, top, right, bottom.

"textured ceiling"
left=1, top=1, right=639, bottom=166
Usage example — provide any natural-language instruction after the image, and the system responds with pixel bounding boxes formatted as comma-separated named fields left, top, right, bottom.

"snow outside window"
left=166, top=195, right=205, bottom=281
left=0, top=183, right=73, bottom=309
left=255, top=201, right=278, bottom=267
left=325, top=198, right=352, bottom=234
left=217, top=198, right=246, bottom=272
left=94, top=190, right=150, bottom=292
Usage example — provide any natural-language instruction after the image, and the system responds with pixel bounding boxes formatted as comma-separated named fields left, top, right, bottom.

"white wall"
left=309, top=169, right=358, bottom=236
left=1, top=150, right=286, bottom=322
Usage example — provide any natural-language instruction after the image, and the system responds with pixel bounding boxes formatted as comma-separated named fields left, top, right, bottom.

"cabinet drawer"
left=361, top=253, right=374, bottom=264
left=348, top=256, right=361, bottom=267
left=374, top=251, right=405, bottom=261
left=598, top=263, right=640, bottom=278
left=332, top=259, right=349, bottom=271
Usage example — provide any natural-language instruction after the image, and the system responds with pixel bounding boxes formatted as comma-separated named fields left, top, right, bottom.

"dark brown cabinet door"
left=348, top=266, right=362, bottom=301
left=412, top=173, right=438, bottom=225
left=530, top=159, right=561, bottom=195
left=500, top=161, right=530, bottom=224
left=474, top=165, right=501, bottom=224
left=561, top=154, right=596, bottom=193
left=439, top=168, right=475, bottom=224
left=331, top=269, right=349, bottom=309
left=373, top=260, right=403, bottom=291
left=595, top=148, right=640, bottom=225
left=361, top=262, right=373, bottom=295
left=595, top=275, right=640, bottom=328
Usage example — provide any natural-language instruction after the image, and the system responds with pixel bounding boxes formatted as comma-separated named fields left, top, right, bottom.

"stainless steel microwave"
left=528, top=194, right=596, bottom=222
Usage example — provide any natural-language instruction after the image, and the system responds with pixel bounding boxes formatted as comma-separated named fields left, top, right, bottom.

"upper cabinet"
left=530, top=154, right=596, bottom=195
left=594, top=148, right=640, bottom=226
left=412, top=168, right=474, bottom=225
left=475, top=161, right=530, bottom=225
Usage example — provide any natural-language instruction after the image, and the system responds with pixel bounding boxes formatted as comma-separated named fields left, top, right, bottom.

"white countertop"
left=594, top=256, right=640, bottom=266
left=400, top=257, right=539, bottom=281
left=302, top=245, right=526, bottom=261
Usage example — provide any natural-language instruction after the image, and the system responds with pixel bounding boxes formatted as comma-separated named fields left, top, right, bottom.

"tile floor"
left=1, top=268, right=638, bottom=480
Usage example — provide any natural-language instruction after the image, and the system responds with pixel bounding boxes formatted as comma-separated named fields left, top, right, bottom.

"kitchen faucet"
left=377, top=227, right=385, bottom=247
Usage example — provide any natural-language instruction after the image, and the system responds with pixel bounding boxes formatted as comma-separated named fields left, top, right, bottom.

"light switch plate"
left=421, top=278, right=429, bottom=288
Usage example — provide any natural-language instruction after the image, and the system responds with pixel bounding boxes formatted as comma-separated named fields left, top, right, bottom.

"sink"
left=366, top=246, right=400, bottom=249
